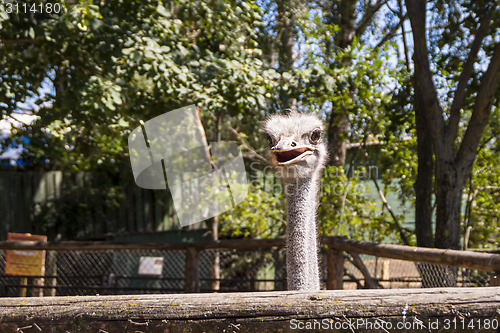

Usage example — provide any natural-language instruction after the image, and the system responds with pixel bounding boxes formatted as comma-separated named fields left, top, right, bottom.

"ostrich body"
left=263, top=112, right=327, bottom=291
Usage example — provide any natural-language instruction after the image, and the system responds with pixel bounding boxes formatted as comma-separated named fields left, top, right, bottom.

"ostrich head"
left=263, top=111, right=327, bottom=180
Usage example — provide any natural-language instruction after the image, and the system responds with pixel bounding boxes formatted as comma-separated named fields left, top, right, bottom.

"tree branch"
left=370, top=172, right=409, bottom=245
left=355, top=0, right=388, bottom=38
left=398, top=0, right=410, bottom=70
left=447, top=10, right=494, bottom=145
left=227, top=126, right=269, bottom=164
left=1, top=38, right=45, bottom=45
left=374, top=13, right=408, bottom=50
left=6, top=114, right=31, bottom=127
left=347, top=253, right=382, bottom=289
left=406, top=0, right=446, bottom=151
left=456, top=41, right=500, bottom=179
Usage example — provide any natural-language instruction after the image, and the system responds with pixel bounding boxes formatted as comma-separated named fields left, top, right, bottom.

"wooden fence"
left=1, top=287, right=499, bottom=332
left=0, top=171, right=195, bottom=241
left=1, top=237, right=500, bottom=332
left=1, top=236, right=499, bottom=293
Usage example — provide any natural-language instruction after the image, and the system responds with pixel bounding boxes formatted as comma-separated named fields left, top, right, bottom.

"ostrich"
left=262, top=111, right=327, bottom=290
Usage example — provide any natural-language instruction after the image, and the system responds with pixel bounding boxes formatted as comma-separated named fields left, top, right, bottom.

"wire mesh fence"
left=0, top=247, right=286, bottom=297
left=342, top=255, right=492, bottom=289
left=0, top=239, right=495, bottom=297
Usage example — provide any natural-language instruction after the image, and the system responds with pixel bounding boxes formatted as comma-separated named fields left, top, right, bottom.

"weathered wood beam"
left=1, top=236, right=499, bottom=273
left=0, top=238, right=285, bottom=251
left=0, top=288, right=498, bottom=332
left=330, top=237, right=500, bottom=272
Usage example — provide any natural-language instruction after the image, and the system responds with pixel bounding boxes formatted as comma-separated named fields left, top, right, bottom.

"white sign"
left=138, top=256, right=163, bottom=276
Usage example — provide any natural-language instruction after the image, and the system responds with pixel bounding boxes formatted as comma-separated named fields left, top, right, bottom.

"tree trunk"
left=434, top=163, right=463, bottom=250
left=413, top=84, right=434, bottom=248
left=414, top=90, right=444, bottom=287
left=326, top=107, right=348, bottom=167
left=276, top=0, right=297, bottom=111
left=325, top=0, right=357, bottom=167
left=335, top=0, right=357, bottom=49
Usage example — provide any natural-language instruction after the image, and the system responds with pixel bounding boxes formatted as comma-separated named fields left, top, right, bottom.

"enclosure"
left=1, top=0, right=500, bottom=331
left=1, top=237, right=499, bottom=332
left=1, top=237, right=498, bottom=296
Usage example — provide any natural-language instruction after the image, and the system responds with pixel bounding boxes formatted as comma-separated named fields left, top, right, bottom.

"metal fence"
left=0, top=247, right=286, bottom=297
left=342, top=256, right=492, bottom=289
left=0, top=238, right=497, bottom=297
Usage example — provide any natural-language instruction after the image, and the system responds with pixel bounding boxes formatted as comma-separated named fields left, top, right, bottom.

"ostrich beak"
left=271, top=146, right=315, bottom=166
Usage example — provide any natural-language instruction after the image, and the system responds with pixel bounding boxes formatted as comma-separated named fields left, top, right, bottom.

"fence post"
left=326, top=248, right=344, bottom=290
left=19, top=277, right=28, bottom=297
left=44, top=250, right=57, bottom=296
left=106, top=273, right=116, bottom=294
left=185, top=247, right=200, bottom=293
left=491, top=272, right=500, bottom=286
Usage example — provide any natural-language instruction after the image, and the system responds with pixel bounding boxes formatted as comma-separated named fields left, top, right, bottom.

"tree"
left=293, top=1, right=414, bottom=244
left=0, top=0, right=275, bottom=172
left=275, top=0, right=302, bottom=110
left=406, top=0, right=500, bottom=250
left=0, top=0, right=281, bottom=249
left=319, top=0, right=401, bottom=167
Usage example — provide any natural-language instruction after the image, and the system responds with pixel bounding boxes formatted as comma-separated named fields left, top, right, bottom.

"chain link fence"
left=0, top=241, right=495, bottom=297
left=343, top=255, right=491, bottom=289
left=0, top=247, right=287, bottom=297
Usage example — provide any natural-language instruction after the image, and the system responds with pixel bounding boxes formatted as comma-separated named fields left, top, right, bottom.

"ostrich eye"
left=310, top=129, right=322, bottom=144
left=266, top=134, right=273, bottom=146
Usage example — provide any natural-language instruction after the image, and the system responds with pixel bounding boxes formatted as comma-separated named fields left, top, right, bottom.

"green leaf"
left=0, top=8, right=9, bottom=20
left=157, top=3, right=171, bottom=18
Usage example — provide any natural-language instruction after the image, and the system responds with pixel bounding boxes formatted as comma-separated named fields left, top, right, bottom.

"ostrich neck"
left=283, top=174, right=320, bottom=290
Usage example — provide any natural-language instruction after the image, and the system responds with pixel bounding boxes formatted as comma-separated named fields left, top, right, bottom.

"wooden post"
left=273, top=248, right=285, bottom=291
left=32, top=277, right=44, bottom=297
left=44, top=250, right=57, bottom=297
left=382, top=260, right=390, bottom=281
left=491, top=272, right=500, bottom=286
left=326, top=249, right=344, bottom=290
left=184, top=247, right=200, bottom=293
left=19, top=277, right=27, bottom=297
left=206, top=217, right=220, bottom=291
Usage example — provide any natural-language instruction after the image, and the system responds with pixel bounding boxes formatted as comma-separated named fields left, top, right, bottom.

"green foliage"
left=297, top=10, right=415, bottom=244
left=464, top=105, right=500, bottom=249
left=220, top=175, right=285, bottom=239
left=0, top=0, right=277, bottom=172
left=318, top=166, right=395, bottom=244
left=1, top=0, right=497, bottom=247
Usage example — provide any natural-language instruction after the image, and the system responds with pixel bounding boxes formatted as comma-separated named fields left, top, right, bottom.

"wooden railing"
left=327, top=236, right=500, bottom=289
left=2, top=237, right=499, bottom=332
left=1, top=236, right=499, bottom=292
left=1, top=287, right=499, bottom=332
